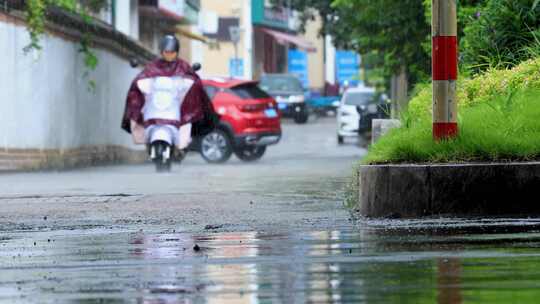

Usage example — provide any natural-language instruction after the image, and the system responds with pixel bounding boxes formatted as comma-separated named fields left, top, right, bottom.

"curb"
left=357, top=162, right=540, bottom=218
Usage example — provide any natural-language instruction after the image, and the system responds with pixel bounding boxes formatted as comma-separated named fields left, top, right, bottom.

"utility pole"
left=432, top=0, right=458, bottom=140
left=229, top=26, right=241, bottom=77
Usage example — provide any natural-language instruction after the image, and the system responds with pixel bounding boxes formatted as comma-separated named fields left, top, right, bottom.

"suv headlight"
left=276, top=96, right=287, bottom=103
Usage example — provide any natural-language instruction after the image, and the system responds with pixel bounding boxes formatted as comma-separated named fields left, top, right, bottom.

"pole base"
left=433, top=122, right=458, bottom=140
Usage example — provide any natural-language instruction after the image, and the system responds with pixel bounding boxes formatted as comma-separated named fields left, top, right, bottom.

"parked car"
left=357, top=93, right=391, bottom=138
left=307, top=94, right=341, bottom=116
left=192, top=78, right=282, bottom=163
left=337, top=86, right=389, bottom=144
left=259, top=74, right=309, bottom=124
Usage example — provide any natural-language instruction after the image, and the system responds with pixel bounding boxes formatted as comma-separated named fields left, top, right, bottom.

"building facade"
left=138, top=0, right=203, bottom=62
left=84, top=0, right=204, bottom=62
left=198, top=0, right=320, bottom=87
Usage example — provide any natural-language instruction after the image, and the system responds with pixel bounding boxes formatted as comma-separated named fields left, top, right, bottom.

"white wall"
left=129, top=0, right=140, bottom=40
left=325, top=35, right=336, bottom=85
left=0, top=20, right=140, bottom=150
left=114, top=0, right=133, bottom=38
left=191, top=25, right=204, bottom=64
left=242, top=0, right=253, bottom=79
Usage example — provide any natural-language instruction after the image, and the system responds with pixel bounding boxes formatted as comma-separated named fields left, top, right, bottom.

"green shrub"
left=462, top=0, right=540, bottom=73
left=365, top=87, right=540, bottom=164
left=407, top=57, right=540, bottom=119
left=365, top=57, right=540, bottom=164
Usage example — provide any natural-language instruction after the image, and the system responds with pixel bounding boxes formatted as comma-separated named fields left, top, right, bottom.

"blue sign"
left=336, top=50, right=361, bottom=86
left=287, top=50, right=309, bottom=88
left=229, top=59, right=244, bottom=78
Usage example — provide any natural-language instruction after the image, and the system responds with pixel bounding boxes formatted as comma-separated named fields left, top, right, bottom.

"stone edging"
left=0, top=146, right=146, bottom=172
left=357, top=162, right=540, bottom=218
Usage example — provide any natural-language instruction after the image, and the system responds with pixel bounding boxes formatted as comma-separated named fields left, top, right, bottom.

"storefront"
left=138, top=0, right=203, bottom=60
left=251, top=0, right=315, bottom=79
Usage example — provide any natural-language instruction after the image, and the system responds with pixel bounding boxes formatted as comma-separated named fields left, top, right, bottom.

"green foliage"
left=362, top=51, right=388, bottom=89
left=24, top=0, right=48, bottom=52
left=462, top=0, right=540, bottom=73
left=24, top=0, right=78, bottom=52
left=331, top=0, right=431, bottom=87
left=422, top=0, right=484, bottom=56
left=364, top=57, right=540, bottom=164
left=408, top=57, right=540, bottom=119
left=422, top=0, right=484, bottom=35
left=344, top=161, right=361, bottom=209
left=24, top=0, right=108, bottom=89
left=365, top=87, right=540, bottom=164
left=287, top=0, right=432, bottom=90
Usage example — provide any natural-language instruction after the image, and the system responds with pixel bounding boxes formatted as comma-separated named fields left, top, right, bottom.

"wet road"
left=2, top=117, right=540, bottom=303
left=0, top=117, right=363, bottom=233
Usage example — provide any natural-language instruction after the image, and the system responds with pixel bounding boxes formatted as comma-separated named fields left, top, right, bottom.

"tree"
left=331, top=0, right=430, bottom=78
left=331, top=0, right=431, bottom=114
left=285, top=0, right=430, bottom=102
left=286, top=0, right=487, bottom=90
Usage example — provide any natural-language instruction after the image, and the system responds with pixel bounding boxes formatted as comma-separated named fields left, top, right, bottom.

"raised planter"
left=357, top=162, right=540, bottom=218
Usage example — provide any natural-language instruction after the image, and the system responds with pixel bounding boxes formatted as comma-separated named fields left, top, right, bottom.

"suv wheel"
left=294, top=111, right=309, bottom=124
left=235, top=146, right=266, bottom=162
left=200, top=129, right=233, bottom=163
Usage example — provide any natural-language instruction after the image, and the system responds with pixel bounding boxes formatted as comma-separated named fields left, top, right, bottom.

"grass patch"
left=364, top=57, right=540, bottom=165
left=408, top=57, right=540, bottom=119
left=364, top=88, right=540, bottom=164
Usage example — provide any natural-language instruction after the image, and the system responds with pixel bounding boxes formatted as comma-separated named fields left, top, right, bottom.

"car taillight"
left=237, top=104, right=266, bottom=112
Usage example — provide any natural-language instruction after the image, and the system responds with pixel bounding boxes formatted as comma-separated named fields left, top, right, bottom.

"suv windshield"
left=344, top=92, right=375, bottom=106
left=231, top=84, right=271, bottom=99
left=259, top=75, right=303, bottom=93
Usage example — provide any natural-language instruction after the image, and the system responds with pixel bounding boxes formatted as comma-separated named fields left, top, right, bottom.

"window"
left=204, top=86, right=219, bottom=100
left=203, top=18, right=240, bottom=41
left=343, top=92, right=375, bottom=106
left=230, top=84, right=270, bottom=99
left=259, top=75, right=303, bottom=93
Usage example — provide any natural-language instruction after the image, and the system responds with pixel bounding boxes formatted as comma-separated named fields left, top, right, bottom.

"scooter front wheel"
left=151, top=141, right=172, bottom=172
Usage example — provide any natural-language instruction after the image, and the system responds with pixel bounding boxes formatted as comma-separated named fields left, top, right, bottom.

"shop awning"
left=176, top=26, right=208, bottom=43
left=261, top=28, right=317, bottom=53
left=139, top=6, right=184, bottom=23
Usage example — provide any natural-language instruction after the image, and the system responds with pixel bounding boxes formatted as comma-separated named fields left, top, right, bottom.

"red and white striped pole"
left=432, top=0, right=458, bottom=140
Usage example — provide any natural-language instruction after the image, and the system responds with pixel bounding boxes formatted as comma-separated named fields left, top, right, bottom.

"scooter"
left=132, top=63, right=201, bottom=172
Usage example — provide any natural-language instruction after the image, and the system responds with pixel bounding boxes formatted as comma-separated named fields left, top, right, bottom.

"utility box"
left=372, top=119, right=401, bottom=145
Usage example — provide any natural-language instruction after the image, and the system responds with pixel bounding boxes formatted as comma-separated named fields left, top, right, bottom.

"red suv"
left=192, top=78, right=282, bottom=163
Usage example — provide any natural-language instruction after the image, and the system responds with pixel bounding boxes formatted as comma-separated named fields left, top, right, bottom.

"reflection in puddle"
left=1, top=219, right=540, bottom=303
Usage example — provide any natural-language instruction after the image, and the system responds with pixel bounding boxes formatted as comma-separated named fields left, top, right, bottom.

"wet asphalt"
left=2, top=117, right=540, bottom=303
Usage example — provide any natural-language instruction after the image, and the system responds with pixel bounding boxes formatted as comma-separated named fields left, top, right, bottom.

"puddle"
left=1, top=219, right=540, bottom=303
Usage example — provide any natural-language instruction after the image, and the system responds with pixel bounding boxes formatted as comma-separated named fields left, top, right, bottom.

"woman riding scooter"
left=121, top=35, right=218, bottom=171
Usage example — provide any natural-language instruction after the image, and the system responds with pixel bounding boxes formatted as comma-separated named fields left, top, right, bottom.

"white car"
left=337, top=86, right=376, bottom=144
